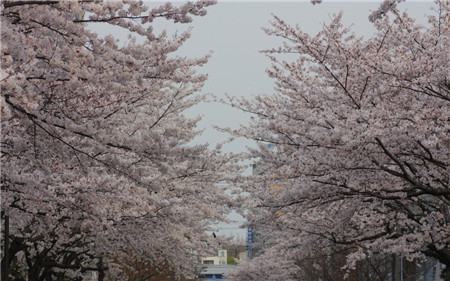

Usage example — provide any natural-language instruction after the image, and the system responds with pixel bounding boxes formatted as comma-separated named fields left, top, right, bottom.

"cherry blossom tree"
left=227, top=0, right=449, bottom=279
left=1, top=1, right=237, bottom=280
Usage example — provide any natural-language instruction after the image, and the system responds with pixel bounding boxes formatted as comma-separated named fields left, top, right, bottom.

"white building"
left=201, top=249, right=227, bottom=265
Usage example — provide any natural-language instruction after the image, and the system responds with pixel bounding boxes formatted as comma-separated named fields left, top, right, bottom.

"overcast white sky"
left=90, top=1, right=434, bottom=239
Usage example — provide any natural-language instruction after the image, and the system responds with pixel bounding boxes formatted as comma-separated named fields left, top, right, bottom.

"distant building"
left=199, top=264, right=237, bottom=280
left=201, top=249, right=227, bottom=265
left=249, top=151, right=279, bottom=259
left=238, top=251, right=247, bottom=263
left=224, top=244, right=247, bottom=264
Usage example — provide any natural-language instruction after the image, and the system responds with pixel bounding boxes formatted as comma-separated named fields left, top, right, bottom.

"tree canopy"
left=1, top=1, right=238, bottom=280
left=228, top=1, right=450, bottom=280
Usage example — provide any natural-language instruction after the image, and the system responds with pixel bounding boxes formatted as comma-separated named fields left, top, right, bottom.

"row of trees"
left=228, top=0, right=449, bottom=280
left=1, top=1, right=239, bottom=280
left=2, top=0, right=449, bottom=280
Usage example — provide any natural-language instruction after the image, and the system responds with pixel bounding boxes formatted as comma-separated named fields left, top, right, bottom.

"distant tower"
left=247, top=225, right=254, bottom=259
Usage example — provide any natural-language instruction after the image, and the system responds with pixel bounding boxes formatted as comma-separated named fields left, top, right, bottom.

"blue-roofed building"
left=199, top=265, right=237, bottom=280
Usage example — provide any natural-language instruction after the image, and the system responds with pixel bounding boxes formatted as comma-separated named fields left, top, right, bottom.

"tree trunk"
left=98, top=257, right=105, bottom=281
left=1, top=215, right=10, bottom=281
left=441, top=266, right=450, bottom=281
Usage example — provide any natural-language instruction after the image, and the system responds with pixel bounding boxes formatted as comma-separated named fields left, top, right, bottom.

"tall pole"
left=247, top=226, right=253, bottom=259
left=400, top=254, right=403, bottom=281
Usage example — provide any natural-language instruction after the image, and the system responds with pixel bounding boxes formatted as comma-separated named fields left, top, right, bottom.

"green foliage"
left=227, top=256, right=237, bottom=265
